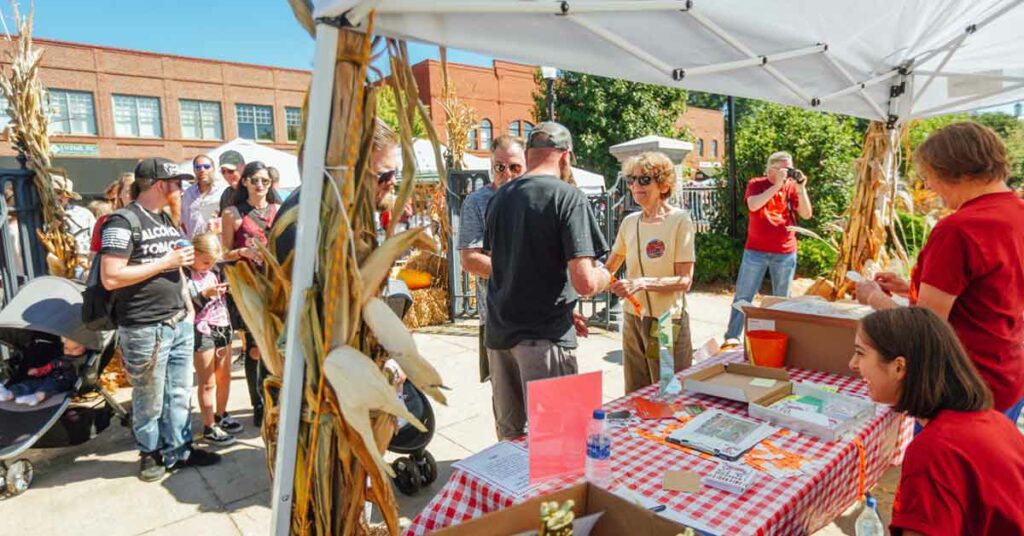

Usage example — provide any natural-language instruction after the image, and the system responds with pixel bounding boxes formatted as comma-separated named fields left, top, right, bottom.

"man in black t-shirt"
left=217, top=150, right=245, bottom=213
left=100, top=157, right=221, bottom=481
left=483, top=122, right=612, bottom=439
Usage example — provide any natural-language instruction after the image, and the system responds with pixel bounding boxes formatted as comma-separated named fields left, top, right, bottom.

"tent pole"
left=270, top=22, right=340, bottom=536
left=727, top=95, right=738, bottom=239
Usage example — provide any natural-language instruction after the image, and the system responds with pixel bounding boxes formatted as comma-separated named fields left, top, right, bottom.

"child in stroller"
left=0, top=336, right=86, bottom=406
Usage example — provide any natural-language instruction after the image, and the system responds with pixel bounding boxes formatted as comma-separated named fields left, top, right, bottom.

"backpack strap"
left=110, top=207, right=143, bottom=245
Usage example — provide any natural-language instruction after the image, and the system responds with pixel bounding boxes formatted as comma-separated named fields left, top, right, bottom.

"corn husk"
left=404, top=288, right=450, bottom=328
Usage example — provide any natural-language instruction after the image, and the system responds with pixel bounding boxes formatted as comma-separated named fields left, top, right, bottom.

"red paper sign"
left=527, top=371, right=603, bottom=483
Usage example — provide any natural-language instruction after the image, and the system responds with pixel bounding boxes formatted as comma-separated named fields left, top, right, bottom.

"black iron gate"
left=445, top=169, right=491, bottom=320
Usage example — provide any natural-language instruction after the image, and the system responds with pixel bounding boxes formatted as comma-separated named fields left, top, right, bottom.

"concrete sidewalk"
left=3, top=290, right=880, bottom=535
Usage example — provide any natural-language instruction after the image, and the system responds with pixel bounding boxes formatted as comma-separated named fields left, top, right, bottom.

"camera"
left=786, top=168, right=799, bottom=179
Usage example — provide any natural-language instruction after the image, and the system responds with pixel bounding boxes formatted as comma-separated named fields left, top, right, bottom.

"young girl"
left=850, top=308, right=1024, bottom=535
left=188, top=232, right=241, bottom=446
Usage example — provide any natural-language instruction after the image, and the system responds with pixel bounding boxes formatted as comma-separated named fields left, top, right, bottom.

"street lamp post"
left=541, top=66, right=557, bottom=121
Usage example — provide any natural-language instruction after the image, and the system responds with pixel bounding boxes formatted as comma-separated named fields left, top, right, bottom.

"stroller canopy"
left=0, top=277, right=110, bottom=351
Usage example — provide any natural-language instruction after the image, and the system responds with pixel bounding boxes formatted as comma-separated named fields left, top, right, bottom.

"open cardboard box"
left=683, top=363, right=791, bottom=403
left=742, top=296, right=859, bottom=377
left=431, top=483, right=693, bottom=536
left=749, top=381, right=876, bottom=441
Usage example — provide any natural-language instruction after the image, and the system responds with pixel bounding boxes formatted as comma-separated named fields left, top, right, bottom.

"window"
left=113, top=95, right=162, bottom=138
left=466, top=126, right=479, bottom=150
left=479, top=119, right=493, bottom=150
left=711, top=139, right=719, bottom=158
left=236, top=103, right=274, bottom=141
left=47, top=89, right=97, bottom=135
left=0, top=94, right=10, bottom=131
left=508, top=120, right=534, bottom=139
left=179, top=99, right=222, bottom=140
left=285, top=107, right=302, bottom=142
left=523, top=121, right=534, bottom=138
left=697, top=138, right=704, bottom=157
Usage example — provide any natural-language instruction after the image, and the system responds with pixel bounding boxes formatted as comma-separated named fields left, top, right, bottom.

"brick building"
left=0, top=38, right=310, bottom=195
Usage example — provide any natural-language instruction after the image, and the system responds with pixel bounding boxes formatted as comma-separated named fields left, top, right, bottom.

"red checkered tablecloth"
left=406, top=350, right=913, bottom=535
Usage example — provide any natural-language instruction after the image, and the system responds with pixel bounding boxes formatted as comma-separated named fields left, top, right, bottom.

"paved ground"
left=3, top=289, right=890, bottom=535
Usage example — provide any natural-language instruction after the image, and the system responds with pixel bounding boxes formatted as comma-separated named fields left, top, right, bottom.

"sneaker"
left=720, top=338, right=741, bottom=351
left=203, top=425, right=237, bottom=447
left=139, top=452, right=166, bottom=482
left=218, top=413, right=244, bottom=434
left=172, top=447, right=222, bottom=469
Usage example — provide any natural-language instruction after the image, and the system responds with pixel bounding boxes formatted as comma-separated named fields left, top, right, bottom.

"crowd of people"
left=462, top=120, right=1024, bottom=533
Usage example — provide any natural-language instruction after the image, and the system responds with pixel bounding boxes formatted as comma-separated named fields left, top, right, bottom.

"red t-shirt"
left=910, top=192, right=1024, bottom=412
left=90, top=214, right=109, bottom=254
left=891, top=410, right=1024, bottom=535
left=744, top=177, right=800, bottom=254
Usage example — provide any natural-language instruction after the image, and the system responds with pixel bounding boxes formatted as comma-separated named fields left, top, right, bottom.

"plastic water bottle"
left=585, top=409, right=612, bottom=487
left=855, top=495, right=885, bottom=536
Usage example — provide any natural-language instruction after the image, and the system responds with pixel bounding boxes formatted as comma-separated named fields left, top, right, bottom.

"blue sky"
left=8, top=0, right=495, bottom=72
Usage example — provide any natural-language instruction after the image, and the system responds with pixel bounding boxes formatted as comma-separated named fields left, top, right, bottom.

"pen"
left=650, top=505, right=667, bottom=513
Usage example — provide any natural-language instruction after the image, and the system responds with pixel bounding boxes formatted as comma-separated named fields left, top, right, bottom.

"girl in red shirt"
left=857, top=122, right=1024, bottom=421
left=850, top=308, right=1024, bottom=536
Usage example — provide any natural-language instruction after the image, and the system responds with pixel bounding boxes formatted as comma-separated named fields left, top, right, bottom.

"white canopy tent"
left=179, top=138, right=302, bottom=189
left=273, top=2, right=1024, bottom=533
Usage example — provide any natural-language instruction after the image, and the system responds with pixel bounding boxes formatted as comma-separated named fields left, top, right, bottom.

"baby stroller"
left=0, top=276, right=127, bottom=498
left=382, top=280, right=439, bottom=496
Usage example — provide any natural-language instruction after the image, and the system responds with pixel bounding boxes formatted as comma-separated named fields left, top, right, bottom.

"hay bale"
left=404, top=288, right=449, bottom=328
left=403, top=250, right=447, bottom=290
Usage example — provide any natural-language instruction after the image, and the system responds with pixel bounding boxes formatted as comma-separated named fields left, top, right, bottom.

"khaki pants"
left=487, top=339, right=578, bottom=439
left=621, top=312, right=693, bottom=394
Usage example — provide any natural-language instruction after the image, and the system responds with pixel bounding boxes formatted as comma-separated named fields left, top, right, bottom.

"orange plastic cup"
left=746, top=330, right=789, bottom=368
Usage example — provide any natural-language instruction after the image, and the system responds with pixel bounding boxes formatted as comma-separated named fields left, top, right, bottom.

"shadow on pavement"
left=603, top=349, right=623, bottom=365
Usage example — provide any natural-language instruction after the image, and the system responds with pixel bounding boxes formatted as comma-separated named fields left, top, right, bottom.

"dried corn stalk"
left=0, top=5, right=79, bottom=277
left=808, top=121, right=909, bottom=300
left=230, top=8, right=448, bottom=535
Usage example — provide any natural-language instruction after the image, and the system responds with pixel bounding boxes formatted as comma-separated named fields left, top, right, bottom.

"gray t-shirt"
left=458, top=185, right=495, bottom=320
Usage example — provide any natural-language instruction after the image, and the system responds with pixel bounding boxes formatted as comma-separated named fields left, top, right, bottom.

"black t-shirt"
left=483, top=175, right=608, bottom=350
left=219, top=185, right=237, bottom=214
left=99, top=203, right=186, bottom=327
left=271, top=186, right=301, bottom=261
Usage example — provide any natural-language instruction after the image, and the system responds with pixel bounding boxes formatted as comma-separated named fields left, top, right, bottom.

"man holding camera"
left=723, top=151, right=813, bottom=348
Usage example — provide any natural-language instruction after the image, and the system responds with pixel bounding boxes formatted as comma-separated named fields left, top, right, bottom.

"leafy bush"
left=895, top=211, right=930, bottom=262
left=693, top=233, right=742, bottom=283
left=796, top=239, right=837, bottom=278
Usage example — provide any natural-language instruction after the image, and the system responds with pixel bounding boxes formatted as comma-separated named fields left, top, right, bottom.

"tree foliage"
left=376, top=85, right=427, bottom=139
left=542, top=71, right=689, bottom=183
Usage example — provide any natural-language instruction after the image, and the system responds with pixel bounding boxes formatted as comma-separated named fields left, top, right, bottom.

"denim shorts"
left=194, top=324, right=233, bottom=352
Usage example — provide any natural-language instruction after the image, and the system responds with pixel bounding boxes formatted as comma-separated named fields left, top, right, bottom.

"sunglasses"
left=194, top=163, right=212, bottom=170
left=493, top=162, right=523, bottom=174
left=221, top=167, right=238, bottom=174
left=625, top=175, right=656, bottom=186
left=248, top=178, right=272, bottom=186
left=377, top=169, right=397, bottom=184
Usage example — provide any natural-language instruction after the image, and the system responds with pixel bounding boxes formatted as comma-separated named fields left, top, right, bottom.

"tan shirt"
left=611, top=208, right=696, bottom=318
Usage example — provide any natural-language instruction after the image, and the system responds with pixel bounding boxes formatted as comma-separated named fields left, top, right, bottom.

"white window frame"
left=235, top=103, right=275, bottom=142
left=179, top=99, right=223, bottom=140
left=47, top=89, right=98, bottom=136
left=112, top=94, right=163, bottom=138
left=285, top=106, right=302, bottom=142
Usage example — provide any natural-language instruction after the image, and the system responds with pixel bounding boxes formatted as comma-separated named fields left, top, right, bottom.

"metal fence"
left=676, top=184, right=720, bottom=233
left=445, top=169, right=491, bottom=319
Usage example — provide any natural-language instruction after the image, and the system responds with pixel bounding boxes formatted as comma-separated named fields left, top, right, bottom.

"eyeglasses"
left=377, top=169, right=397, bottom=184
left=493, top=162, right=523, bottom=174
left=248, top=178, right=272, bottom=186
left=625, top=175, right=656, bottom=186
left=194, top=163, right=212, bottom=170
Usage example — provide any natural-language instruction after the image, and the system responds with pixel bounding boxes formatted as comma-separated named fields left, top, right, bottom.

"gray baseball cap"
left=527, top=121, right=573, bottom=151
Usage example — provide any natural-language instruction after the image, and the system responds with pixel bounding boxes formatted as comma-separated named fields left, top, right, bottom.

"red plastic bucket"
left=746, top=330, right=789, bottom=368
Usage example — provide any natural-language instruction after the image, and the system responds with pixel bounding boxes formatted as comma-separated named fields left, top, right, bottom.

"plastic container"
left=855, top=495, right=885, bottom=536
left=746, top=330, right=789, bottom=368
left=585, top=409, right=612, bottom=487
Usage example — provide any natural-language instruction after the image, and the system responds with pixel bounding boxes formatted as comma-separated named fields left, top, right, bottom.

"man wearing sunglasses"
left=484, top=122, right=611, bottom=440
left=181, top=154, right=227, bottom=237
left=722, top=150, right=814, bottom=349
left=458, top=135, right=526, bottom=384
left=217, top=150, right=246, bottom=215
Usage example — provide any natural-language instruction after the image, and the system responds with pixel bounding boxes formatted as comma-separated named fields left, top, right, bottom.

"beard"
left=167, top=190, right=183, bottom=228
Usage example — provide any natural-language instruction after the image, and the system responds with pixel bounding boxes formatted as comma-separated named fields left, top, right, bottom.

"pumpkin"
left=397, top=268, right=433, bottom=290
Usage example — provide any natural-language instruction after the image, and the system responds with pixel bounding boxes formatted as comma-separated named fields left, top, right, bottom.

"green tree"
left=376, top=85, right=427, bottom=139
left=726, top=103, right=863, bottom=237
left=540, top=71, right=689, bottom=183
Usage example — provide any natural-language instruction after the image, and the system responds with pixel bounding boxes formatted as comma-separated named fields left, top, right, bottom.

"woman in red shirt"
left=857, top=122, right=1024, bottom=423
left=851, top=307, right=1024, bottom=535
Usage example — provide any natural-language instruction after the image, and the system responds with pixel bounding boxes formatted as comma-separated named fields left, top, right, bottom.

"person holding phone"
left=723, top=151, right=813, bottom=349
left=188, top=232, right=238, bottom=446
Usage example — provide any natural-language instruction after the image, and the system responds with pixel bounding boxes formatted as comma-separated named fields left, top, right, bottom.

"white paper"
left=453, top=441, right=531, bottom=496
left=747, top=318, right=776, bottom=332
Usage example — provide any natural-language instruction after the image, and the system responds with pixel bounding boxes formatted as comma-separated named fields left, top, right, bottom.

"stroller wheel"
left=392, top=457, right=422, bottom=496
left=417, top=451, right=438, bottom=485
left=5, top=459, right=33, bottom=496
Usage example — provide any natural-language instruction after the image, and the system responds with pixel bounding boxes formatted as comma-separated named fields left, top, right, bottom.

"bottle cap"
left=593, top=409, right=605, bottom=419
left=865, top=495, right=877, bottom=508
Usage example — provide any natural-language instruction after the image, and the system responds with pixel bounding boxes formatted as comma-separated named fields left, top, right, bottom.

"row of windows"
left=466, top=119, right=534, bottom=150
left=0, top=89, right=302, bottom=143
left=696, top=138, right=720, bottom=158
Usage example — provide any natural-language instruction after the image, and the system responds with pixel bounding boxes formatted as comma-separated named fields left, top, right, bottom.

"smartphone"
left=606, top=410, right=632, bottom=420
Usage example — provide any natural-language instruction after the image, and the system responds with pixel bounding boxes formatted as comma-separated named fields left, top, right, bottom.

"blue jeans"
left=724, top=249, right=798, bottom=340
left=119, top=320, right=195, bottom=467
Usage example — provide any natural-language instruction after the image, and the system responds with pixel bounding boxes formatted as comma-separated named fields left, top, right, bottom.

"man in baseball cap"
left=100, top=156, right=221, bottom=480
left=52, top=172, right=95, bottom=264
left=483, top=121, right=611, bottom=440
left=218, top=150, right=246, bottom=213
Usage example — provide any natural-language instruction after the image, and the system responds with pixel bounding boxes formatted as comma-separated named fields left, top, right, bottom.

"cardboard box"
left=432, top=483, right=693, bottom=536
left=683, top=363, right=791, bottom=403
left=750, top=382, right=876, bottom=441
left=742, top=297, right=860, bottom=377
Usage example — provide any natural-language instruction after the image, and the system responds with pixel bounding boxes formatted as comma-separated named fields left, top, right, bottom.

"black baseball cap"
left=134, top=157, right=193, bottom=181
left=219, top=150, right=245, bottom=171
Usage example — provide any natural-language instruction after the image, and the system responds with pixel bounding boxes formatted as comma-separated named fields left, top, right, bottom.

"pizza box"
left=682, top=363, right=791, bottom=403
